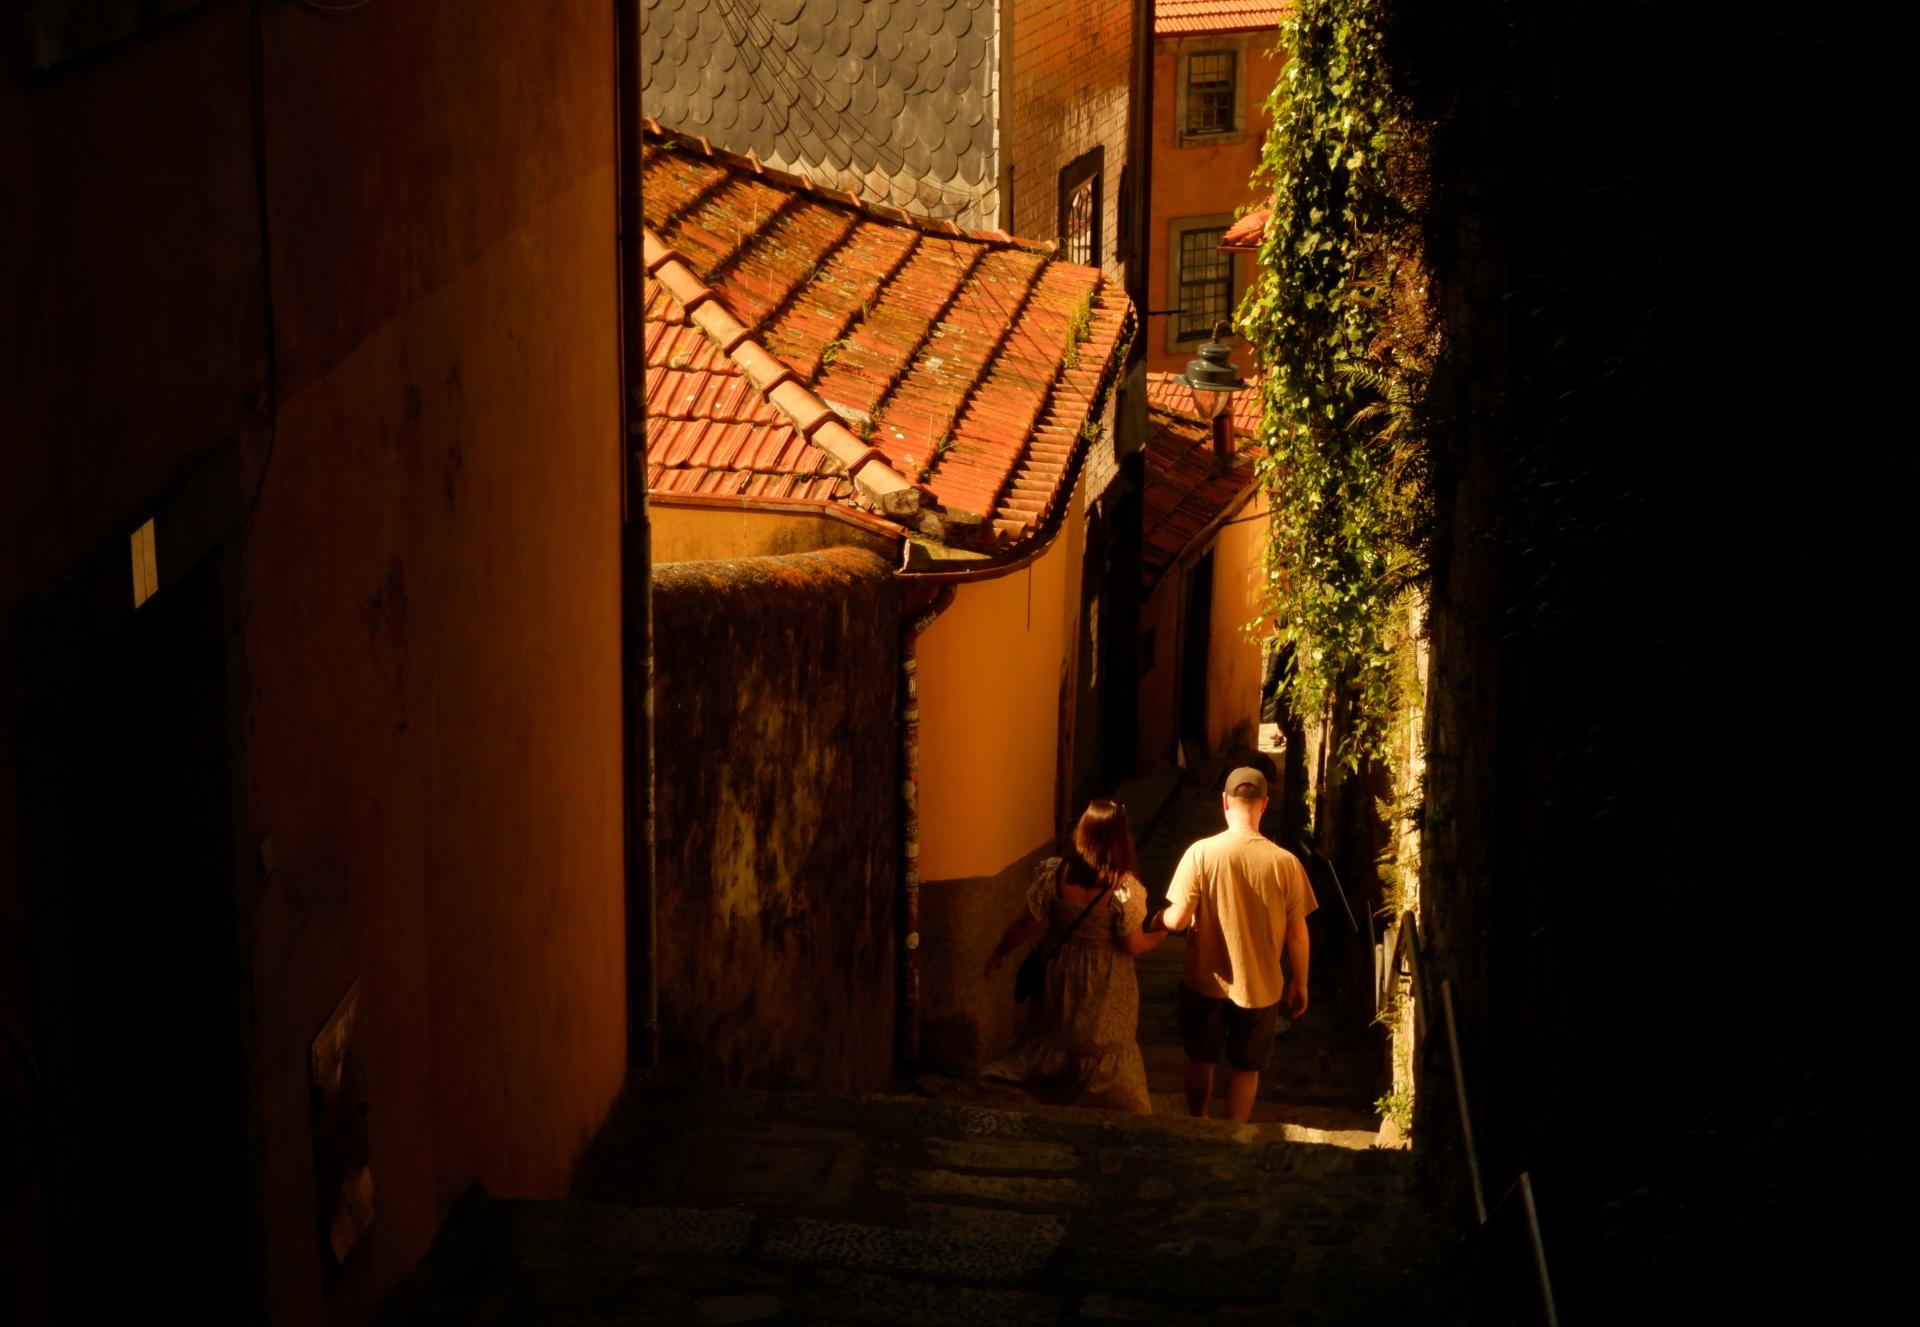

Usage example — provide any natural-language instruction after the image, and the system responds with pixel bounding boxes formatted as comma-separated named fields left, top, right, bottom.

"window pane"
left=1186, top=52, right=1235, bottom=134
left=1064, top=175, right=1097, bottom=266
left=1177, top=227, right=1231, bottom=340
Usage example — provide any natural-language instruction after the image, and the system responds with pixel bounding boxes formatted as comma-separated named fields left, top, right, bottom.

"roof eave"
left=896, top=302, right=1140, bottom=583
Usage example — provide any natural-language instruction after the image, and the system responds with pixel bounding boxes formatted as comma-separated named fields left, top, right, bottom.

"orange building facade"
left=3, top=6, right=629, bottom=1323
left=1145, top=3, right=1288, bottom=375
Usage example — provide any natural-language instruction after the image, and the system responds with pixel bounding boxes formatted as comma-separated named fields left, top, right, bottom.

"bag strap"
left=1034, top=872, right=1113, bottom=965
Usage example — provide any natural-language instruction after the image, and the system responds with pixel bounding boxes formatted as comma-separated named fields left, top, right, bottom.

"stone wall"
left=1400, top=2, right=1914, bottom=1319
left=651, top=549, right=900, bottom=1093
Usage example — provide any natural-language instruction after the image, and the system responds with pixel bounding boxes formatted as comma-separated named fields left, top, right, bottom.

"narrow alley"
left=5, top=3, right=1906, bottom=1325
left=380, top=770, right=1461, bottom=1325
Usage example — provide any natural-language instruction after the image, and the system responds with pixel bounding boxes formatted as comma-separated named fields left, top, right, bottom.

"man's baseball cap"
left=1224, top=766, right=1268, bottom=800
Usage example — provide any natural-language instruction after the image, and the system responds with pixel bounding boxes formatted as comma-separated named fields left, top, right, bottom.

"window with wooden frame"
left=1058, top=148, right=1104, bottom=269
left=1185, top=50, right=1236, bottom=136
left=1175, top=225, right=1233, bottom=341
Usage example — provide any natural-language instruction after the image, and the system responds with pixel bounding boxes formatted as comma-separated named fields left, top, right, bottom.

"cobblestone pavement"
left=380, top=1083, right=1471, bottom=1325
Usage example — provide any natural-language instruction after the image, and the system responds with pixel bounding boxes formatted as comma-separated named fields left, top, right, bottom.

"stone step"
left=380, top=1085, right=1466, bottom=1325
left=381, top=1194, right=1461, bottom=1325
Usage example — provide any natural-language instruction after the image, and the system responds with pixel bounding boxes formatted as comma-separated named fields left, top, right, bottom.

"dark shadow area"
left=16, top=559, right=257, bottom=1322
left=378, top=1077, right=1466, bottom=1324
left=1384, top=1, right=1916, bottom=1319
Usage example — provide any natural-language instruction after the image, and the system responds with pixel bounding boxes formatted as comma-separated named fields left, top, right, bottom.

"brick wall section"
left=651, top=548, right=900, bottom=1093
left=1004, top=0, right=1135, bottom=283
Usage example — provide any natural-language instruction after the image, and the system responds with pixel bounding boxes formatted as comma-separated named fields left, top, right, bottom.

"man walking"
left=1149, top=767, right=1316, bottom=1122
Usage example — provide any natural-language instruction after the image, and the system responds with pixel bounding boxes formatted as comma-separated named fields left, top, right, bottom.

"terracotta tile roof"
left=643, top=124, right=1136, bottom=556
left=642, top=0, right=998, bottom=230
left=1145, top=368, right=1264, bottom=438
left=1155, top=1, right=1290, bottom=37
left=1141, top=374, right=1262, bottom=587
left=1221, top=205, right=1271, bottom=252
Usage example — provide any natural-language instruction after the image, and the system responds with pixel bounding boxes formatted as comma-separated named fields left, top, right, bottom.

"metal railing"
left=1381, top=911, right=1560, bottom=1327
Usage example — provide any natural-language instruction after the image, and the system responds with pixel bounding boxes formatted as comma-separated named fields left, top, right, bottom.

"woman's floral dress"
left=980, top=856, right=1152, bottom=1113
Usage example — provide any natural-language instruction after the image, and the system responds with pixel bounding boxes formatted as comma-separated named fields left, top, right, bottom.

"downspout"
left=898, top=584, right=956, bottom=1068
left=616, top=0, right=658, bottom=1067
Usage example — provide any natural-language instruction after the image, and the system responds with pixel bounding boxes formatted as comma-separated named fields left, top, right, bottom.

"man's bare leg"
left=1184, top=1059, right=1214, bottom=1117
left=1224, top=1067, right=1261, bottom=1123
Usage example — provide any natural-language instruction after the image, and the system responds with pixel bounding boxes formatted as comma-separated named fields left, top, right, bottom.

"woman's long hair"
left=1060, top=799, right=1135, bottom=895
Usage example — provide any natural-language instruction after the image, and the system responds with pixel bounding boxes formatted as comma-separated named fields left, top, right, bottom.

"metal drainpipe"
left=616, top=0, right=658, bottom=1068
left=898, top=585, right=955, bottom=1068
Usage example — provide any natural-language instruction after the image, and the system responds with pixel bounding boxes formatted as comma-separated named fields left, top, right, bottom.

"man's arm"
left=1282, top=916, right=1310, bottom=1018
left=1149, top=847, right=1199, bottom=934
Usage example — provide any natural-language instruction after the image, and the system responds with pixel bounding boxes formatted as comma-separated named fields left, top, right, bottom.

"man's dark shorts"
left=1177, top=983, right=1281, bottom=1071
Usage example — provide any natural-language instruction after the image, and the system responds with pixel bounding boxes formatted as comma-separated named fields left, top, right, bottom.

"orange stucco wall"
left=2, top=5, right=627, bottom=1323
left=651, top=502, right=901, bottom=565
left=916, top=478, right=1087, bottom=883
left=1206, top=488, right=1272, bottom=752
left=248, top=8, right=628, bottom=1318
left=913, top=479, right=1087, bottom=1071
left=1146, top=33, right=1287, bottom=375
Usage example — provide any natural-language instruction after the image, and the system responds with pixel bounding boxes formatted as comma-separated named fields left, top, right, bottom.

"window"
left=1064, top=177, right=1097, bottom=266
left=1186, top=51, right=1236, bottom=136
left=1058, top=149, right=1105, bottom=269
left=1176, top=226, right=1232, bottom=341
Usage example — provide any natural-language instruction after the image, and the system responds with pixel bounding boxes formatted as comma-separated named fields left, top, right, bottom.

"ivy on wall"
left=1240, top=0, right=1432, bottom=769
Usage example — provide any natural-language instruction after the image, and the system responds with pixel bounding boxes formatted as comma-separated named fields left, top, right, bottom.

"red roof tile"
left=642, top=126, right=1136, bottom=557
left=1141, top=376, right=1263, bottom=587
left=1155, top=1, right=1290, bottom=37
left=1221, top=206, right=1271, bottom=252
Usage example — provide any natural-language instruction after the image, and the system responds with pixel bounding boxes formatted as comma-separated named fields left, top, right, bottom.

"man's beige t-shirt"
left=1166, top=827, right=1318, bottom=1009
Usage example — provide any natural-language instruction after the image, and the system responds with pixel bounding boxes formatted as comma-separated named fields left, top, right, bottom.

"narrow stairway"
left=378, top=1082, right=1469, bottom=1324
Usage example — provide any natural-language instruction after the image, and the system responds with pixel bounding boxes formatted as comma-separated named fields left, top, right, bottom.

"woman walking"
left=979, top=799, right=1166, bottom=1113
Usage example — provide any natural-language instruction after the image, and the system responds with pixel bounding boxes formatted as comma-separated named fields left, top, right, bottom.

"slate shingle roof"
left=644, top=126, right=1136, bottom=555
left=641, top=0, right=999, bottom=230
left=1154, top=1, right=1290, bottom=36
left=1141, top=373, right=1261, bottom=587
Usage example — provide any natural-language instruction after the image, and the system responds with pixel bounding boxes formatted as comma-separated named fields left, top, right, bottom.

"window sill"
left=1177, top=130, right=1247, bottom=149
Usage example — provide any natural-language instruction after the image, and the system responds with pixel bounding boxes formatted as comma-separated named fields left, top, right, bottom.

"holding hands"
left=1283, top=978, right=1309, bottom=1020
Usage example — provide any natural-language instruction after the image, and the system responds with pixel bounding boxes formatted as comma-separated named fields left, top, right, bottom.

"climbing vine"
left=1240, top=0, right=1433, bottom=768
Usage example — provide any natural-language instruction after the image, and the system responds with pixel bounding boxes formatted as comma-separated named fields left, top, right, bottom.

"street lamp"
left=1180, top=320, right=1249, bottom=458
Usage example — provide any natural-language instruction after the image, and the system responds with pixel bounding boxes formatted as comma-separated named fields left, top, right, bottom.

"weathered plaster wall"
left=651, top=502, right=901, bottom=565
left=915, top=483, right=1087, bottom=1071
left=650, top=549, right=899, bottom=1092
left=1146, top=33, right=1285, bottom=374
left=4, top=4, right=628, bottom=1324
left=1004, top=0, right=1134, bottom=281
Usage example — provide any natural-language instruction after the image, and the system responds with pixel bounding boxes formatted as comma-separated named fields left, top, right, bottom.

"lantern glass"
left=1190, top=384, right=1234, bottom=421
